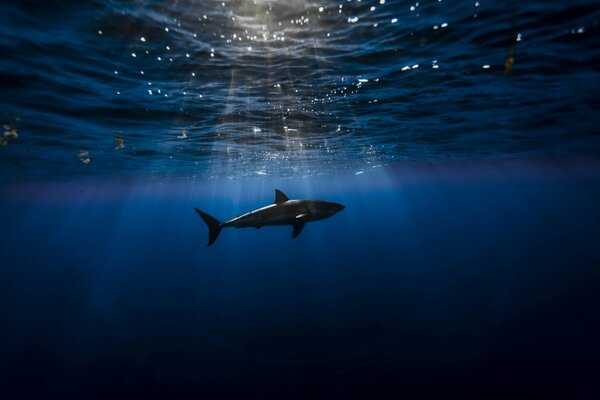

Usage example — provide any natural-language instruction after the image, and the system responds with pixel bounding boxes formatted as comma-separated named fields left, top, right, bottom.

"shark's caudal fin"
left=194, top=208, right=223, bottom=246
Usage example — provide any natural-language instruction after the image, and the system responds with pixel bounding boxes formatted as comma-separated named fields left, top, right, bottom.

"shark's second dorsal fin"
left=274, top=189, right=289, bottom=204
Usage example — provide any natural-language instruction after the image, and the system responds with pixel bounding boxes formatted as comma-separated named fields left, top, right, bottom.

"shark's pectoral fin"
left=292, top=222, right=305, bottom=239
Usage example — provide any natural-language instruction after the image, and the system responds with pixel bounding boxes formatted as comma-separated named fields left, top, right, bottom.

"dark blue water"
left=2, top=0, right=600, bottom=398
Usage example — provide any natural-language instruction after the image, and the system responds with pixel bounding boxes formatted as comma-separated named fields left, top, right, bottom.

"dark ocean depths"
left=1, top=0, right=600, bottom=398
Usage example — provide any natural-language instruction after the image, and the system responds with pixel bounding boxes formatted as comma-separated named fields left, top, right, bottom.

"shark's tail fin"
left=194, top=208, right=223, bottom=246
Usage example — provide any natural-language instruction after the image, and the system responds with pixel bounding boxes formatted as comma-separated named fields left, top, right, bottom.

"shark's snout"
left=331, top=203, right=345, bottom=212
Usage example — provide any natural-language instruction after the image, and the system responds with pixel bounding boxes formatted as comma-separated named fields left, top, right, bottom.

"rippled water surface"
left=1, top=0, right=599, bottom=178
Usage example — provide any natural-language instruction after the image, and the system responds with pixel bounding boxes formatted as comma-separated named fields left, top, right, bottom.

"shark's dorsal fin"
left=292, top=222, right=305, bottom=239
left=274, top=189, right=289, bottom=204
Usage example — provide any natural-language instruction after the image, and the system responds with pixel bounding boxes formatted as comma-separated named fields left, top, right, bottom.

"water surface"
left=1, top=0, right=599, bottom=178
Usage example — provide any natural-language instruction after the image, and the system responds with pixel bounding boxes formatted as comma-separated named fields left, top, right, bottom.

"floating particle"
left=140, top=36, right=146, bottom=42
left=79, top=150, right=91, bottom=164
left=2, top=125, right=18, bottom=145
left=178, top=130, right=188, bottom=139
left=391, top=18, right=398, bottom=23
left=3, top=125, right=18, bottom=138
left=114, top=133, right=124, bottom=150
left=504, top=48, right=514, bottom=75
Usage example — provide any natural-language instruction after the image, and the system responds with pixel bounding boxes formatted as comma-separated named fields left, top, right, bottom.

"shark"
left=194, top=189, right=345, bottom=246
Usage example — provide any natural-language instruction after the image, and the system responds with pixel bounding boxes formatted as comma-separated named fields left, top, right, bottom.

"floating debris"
left=178, top=129, right=188, bottom=139
left=504, top=47, right=515, bottom=75
left=3, top=124, right=18, bottom=139
left=2, top=124, right=18, bottom=145
left=114, top=133, right=125, bottom=149
left=79, top=150, right=91, bottom=164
